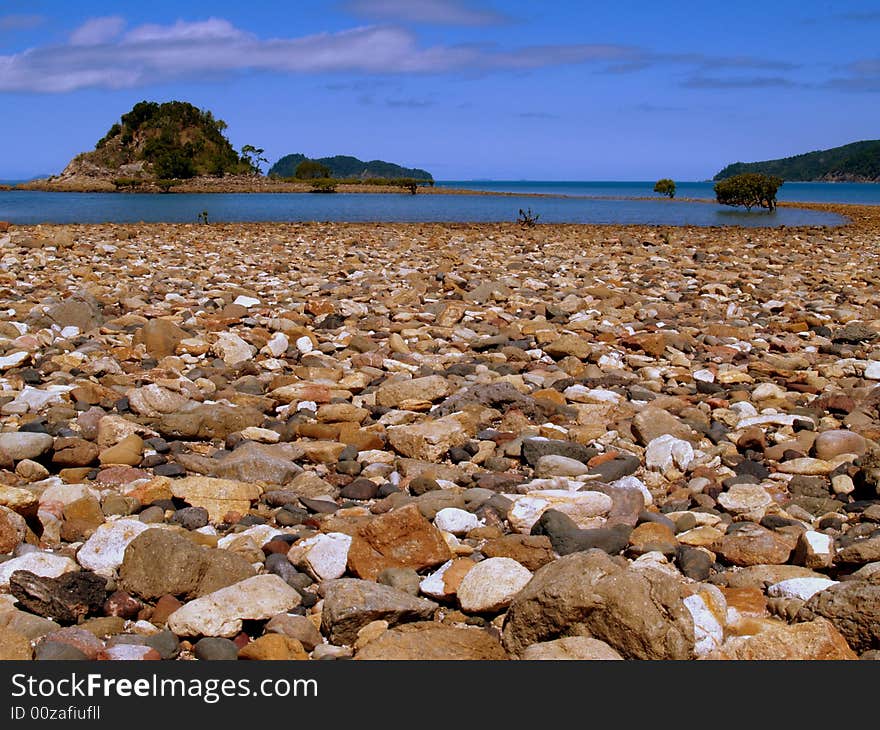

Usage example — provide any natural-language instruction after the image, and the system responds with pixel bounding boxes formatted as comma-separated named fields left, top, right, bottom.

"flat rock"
left=168, top=575, right=302, bottom=638
left=386, top=413, right=474, bottom=461
left=321, top=578, right=438, bottom=645
left=355, top=622, right=507, bottom=660
left=715, top=523, right=795, bottom=566
left=507, top=490, right=612, bottom=533
left=375, top=375, right=451, bottom=408
left=522, top=636, right=623, bottom=660
left=170, top=477, right=262, bottom=523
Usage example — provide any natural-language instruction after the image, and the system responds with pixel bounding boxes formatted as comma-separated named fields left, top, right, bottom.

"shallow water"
left=0, top=190, right=846, bottom=227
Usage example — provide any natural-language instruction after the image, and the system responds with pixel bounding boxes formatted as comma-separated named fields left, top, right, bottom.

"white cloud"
left=343, top=0, right=509, bottom=26
left=69, top=16, right=126, bottom=46
left=0, top=16, right=803, bottom=94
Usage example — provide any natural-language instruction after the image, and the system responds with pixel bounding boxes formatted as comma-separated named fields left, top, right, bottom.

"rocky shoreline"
left=2, top=208, right=880, bottom=661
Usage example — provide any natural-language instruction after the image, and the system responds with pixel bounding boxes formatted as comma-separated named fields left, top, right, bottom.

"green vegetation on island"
left=714, top=173, right=783, bottom=211
left=714, top=140, right=880, bottom=182
left=64, top=100, right=259, bottom=183
left=269, top=153, right=432, bottom=182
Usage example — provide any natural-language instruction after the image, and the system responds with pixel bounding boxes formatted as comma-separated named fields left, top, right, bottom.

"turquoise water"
left=0, top=180, right=865, bottom=227
left=436, top=180, right=880, bottom=204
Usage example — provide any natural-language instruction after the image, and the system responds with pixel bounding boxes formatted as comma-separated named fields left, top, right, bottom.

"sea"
left=0, top=180, right=876, bottom=227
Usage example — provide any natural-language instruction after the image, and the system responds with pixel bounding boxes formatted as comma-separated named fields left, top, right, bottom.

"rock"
left=0, top=431, right=53, bottom=461
left=288, top=471, right=339, bottom=500
left=434, top=507, right=482, bottom=536
left=522, top=636, right=623, bottom=660
left=836, top=535, right=880, bottom=565
left=376, top=567, right=422, bottom=596
left=0, top=486, right=39, bottom=518
left=98, top=644, right=161, bottom=660
left=677, top=546, right=713, bottom=581
left=0, top=552, right=78, bottom=587
left=457, top=557, right=532, bottom=613
left=531, top=509, right=631, bottom=556
left=682, top=585, right=727, bottom=657
left=238, top=634, right=308, bottom=660
left=715, top=523, right=795, bottom=566
left=134, top=319, right=188, bottom=359
left=157, top=404, right=265, bottom=440
left=288, top=533, right=352, bottom=581
left=265, top=613, right=323, bottom=651
left=628, top=522, right=679, bottom=556
left=213, top=332, right=255, bottom=365
left=508, top=490, right=612, bottom=533
left=61, top=496, right=105, bottom=542
left=482, top=534, right=556, bottom=571
left=347, top=503, right=452, bottom=580
left=543, top=334, right=592, bottom=359
left=716, top=483, right=773, bottom=521
left=35, top=641, right=88, bottom=660
left=793, top=530, right=835, bottom=569
left=76, top=519, right=153, bottom=576
left=705, top=618, right=856, bottom=660
left=98, top=434, right=144, bottom=466
left=375, top=375, right=451, bottom=408
left=534, top=455, right=590, bottom=477
left=0, top=626, right=32, bottom=660
left=633, top=408, right=696, bottom=445
left=0, top=506, right=28, bottom=553
left=210, top=442, right=302, bottom=484
left=520, top=438, right=596, bottom=468
left=170, top=476, right=262, bottom=523
left=355, top=622, right=507, bottom=660
left=9, top=570, right=107, bottom=623
left=0, top=608, right=59, bottom=640
left=40, top=626, right=104, bottom=659
left=321, top=578, right=438, bottom=645
left=645, top=434, right=694, bottom=473
left=51, top=437, right=99, bottom=467
left=194, top=637, right=239, bottom=661
left=120, top=529, right=254, bottom=600
left=387, top=413, right=474, bottom=461
left=767, top=577, right=838, bottom=601
left=814, top=429, right=867, bottom=460
left=502, top=550, right=694, bottom=659
left=797, top=577, right=880, bottom=652
left=168, top=575, right=302, bottom=638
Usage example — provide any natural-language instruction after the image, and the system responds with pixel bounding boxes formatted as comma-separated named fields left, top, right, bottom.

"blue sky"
left=1, top=0, right=878, bottom=180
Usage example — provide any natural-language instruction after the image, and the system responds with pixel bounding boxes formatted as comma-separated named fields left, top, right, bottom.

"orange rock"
left=347, top=503, right=453, bottom=580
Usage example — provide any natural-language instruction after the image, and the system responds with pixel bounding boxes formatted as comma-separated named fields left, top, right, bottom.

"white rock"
left=610, top=475, right=653, bottom=506
left=264, top=332, right=289, bottom=357
left=288, top=532, right=352, bottom=581
left=693, top=369, right=715, bottom=383
left=803, top=530, right=833, bottom=555
left=419, top=560, right=454, bottom=600
left=59, top=326, right=80, bottom=339
left=752, top=383, right=787, bottom=400
left=295, top=336, right=314, bottom=354
left=0, top=552, right=79, bottom=587
left=456, top=557, right=532, bottom=613
left=736, top=413, right=800, bottom=429
left=217, top=524, right=278, bottom=550
left=683, top=586, right=727, bottom=658
left=506, top=490, right=612, bottom=533
left=767, top=577, right=838, bottom=601
left=233, top=295, right=260, bottom=308
left=717, top=483, right=772, bottom=518
left=865, top=361, right=880, bottom=380
left=563, top=385, right=623, bottom=404
left=645, top=434, right=694, bottom=472
left=213, top=332, right=255, bottom=365
left=2, top=385, right=72, bottom=414
left=0, top=351, right=29, bottom=370
left=167, top=575, right=301, bottom=637
left=434, top=508, right=482, bottom=536
left=0, top=432, right=53, bottom=461
left=534, top=454, right=590, bottom=478
left=76, top=519, right=153, bottom=576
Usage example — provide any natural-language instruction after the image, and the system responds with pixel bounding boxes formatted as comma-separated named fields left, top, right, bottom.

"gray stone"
left=321, top=578, right=438, bottom=645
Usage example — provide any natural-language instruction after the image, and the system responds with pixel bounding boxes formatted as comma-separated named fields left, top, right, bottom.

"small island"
left=17, top=100, right=437, bottom=194
left=715, top=139, right=880, bottom=182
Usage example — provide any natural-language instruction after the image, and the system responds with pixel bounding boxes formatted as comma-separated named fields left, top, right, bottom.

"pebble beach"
left=1, top=204, right=880, bottom=661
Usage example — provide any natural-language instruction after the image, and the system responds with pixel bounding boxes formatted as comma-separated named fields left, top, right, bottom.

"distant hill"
left=269, top=153, right=432, bottom=181
left=714, top=140, right=880, bottom=182
left=57, top=100, right=252, bottom=181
